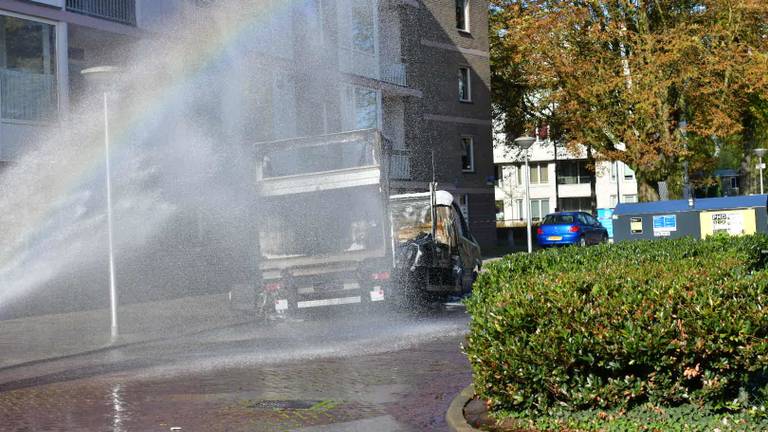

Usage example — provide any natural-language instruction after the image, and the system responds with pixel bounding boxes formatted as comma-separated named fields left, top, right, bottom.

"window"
left=623, top=194, right=638, bottom=203
left=515, top=165, right=522, bottom=185
left=0, top=15, right=57, bottom=122
left=301, top=0, right=324, bottom=50
left=624, top=164, right=635, bottom=180
left=610, top=194, right=618, bottom=208
left=458, top=67, right=471, bottom=102
left=515, top=199, right=523, bottom=220
left=272, top=74, right=297, bottom=139
left=495, top=200, right=504, bottom=221
left=351, top=0, right=375, bottom=54
left=460, top=136, right=474, bottom=172
left=530, top=198, right=550, bottom=221
left=456, top=0, right=470, bottom=32
left=494, top=164, right=502, bottom=186
left=342, top=85, right=379, bottom=130
left=558, top=197, right=592, bottom=212
left=529, top=163, right=549, bottom=184
left=557, top=160, right=593, bottom=185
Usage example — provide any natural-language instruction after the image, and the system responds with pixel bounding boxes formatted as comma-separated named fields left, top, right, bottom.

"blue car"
left=536, top=211, right=609, bottom=247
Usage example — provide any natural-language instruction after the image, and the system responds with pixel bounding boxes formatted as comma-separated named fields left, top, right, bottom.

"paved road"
left=0, top=306, right=472, bottom=431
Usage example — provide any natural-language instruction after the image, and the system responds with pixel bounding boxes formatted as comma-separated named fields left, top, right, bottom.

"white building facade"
left=494, top=136, right=639, bottom=225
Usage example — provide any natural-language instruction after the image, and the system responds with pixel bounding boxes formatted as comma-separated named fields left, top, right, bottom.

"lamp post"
left=81, top=66, right=121, bottom=342
left=514, top=135, right=536, bottom=253
left=755, top=148, right=767, bottom=195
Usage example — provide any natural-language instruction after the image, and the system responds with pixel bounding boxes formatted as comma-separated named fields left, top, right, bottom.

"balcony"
left=380, top=63, right=407, bottom=87
left=66, top=0, right=136, bottom=26
left=338, top=47, right=379, bottom=81
left=389, top=149, right=410, bottom=180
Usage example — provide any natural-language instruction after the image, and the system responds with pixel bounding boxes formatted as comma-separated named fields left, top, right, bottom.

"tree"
left=491, top=0, right=768, bottom=201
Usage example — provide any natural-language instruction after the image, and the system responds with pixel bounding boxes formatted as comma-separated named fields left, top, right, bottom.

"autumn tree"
left=491, top=0, right=768, bottom=200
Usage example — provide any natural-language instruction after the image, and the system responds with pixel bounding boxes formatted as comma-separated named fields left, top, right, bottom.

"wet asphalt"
left=0, top=305, right=472, bottom=431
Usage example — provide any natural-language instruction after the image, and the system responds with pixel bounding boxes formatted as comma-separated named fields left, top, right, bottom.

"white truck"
left=232, top=129, right=481, bottom=315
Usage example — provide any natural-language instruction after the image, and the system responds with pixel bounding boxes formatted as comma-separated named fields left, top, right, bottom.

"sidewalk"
left=0, top=293, right=255, bottom=369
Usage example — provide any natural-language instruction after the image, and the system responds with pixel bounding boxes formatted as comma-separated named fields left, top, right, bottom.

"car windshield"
left=543, top=214, right=576, bottom=225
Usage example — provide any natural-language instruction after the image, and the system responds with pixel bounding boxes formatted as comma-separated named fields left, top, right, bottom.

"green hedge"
left=465, top=235, right=768, bottom=417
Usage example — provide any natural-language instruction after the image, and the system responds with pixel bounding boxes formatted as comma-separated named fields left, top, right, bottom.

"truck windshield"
left=259, top=186, right=385, bottom=258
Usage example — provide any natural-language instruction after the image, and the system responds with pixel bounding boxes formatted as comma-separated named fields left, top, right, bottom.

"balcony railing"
left=338, top=47, right=379, bottom=80
left=390, top=150, right=411, bottom=180
left=381, top=63, right=407, bottom=87
left=66, top=0, right=136, bottom=26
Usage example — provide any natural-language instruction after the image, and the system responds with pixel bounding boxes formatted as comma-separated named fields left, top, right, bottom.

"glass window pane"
left=354, top=87, right=377, bottom=129
left=624, top=164, right=635, bottom=179
left=539, top=164, right=548, bottom=183
left=455, top=0, right=466, bottom=30
left=461, top=137, right=473, bottom=170
left=529, top=164, right=538, bottom=183
left=458, top=68, right=470, bottom=100
left=531, top=200, right=540, bottom=220
left=0, top=15, right=57, bottom=122
left=351, top=0, right=374, bottom=53
left=541, top=198, right=549, bottom=216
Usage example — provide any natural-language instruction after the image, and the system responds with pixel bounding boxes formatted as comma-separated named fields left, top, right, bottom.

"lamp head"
left=755, top=148, right=767, bottom=158
left=513, top=135, right=536, bottom=150
left=81, top=66, right=122, bottom=92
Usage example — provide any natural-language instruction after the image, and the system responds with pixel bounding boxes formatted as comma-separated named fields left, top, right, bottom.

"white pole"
left=525, top=150, right=532, bottom=253
left=104, top=91, right=118, bottom=341
left=760, top=156, right=765, bottom=195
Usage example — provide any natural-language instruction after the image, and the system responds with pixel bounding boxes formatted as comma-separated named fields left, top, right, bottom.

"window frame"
left=460, top=135, right=475, bottom=172
left=530, top=198, right=550, bottom=221
left=529, top=163, right=548, bottom=184
left=456, top=0, right=470, bottom=33
left=0, top=11, right=59, bottom=124
left=458, top=66, right=472, bottom=102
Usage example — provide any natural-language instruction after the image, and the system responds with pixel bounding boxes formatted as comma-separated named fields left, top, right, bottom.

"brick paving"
left=0, top=334, right=472, bottom=431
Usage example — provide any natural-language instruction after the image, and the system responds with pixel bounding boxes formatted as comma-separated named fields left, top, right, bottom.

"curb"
left=446, top=384, right=482, bottom=432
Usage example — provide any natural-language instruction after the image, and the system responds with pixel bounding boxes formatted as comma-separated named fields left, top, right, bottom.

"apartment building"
left=494, top=136, right=639, bottom=226
left=395, top=0, right=495, bottom=247
left=0, top=0, right=493, bottom=245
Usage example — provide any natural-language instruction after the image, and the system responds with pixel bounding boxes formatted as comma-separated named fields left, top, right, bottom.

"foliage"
left=490, top=402, right=768, bottom=431
left=465, top=235, right=768, bottom=421
left=491, top=0, right=768, bottom=200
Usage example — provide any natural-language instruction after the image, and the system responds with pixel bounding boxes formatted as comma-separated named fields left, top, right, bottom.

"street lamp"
left=755, top=148, right=767, bottom=195
left=81, top=66, right=121, bottom=342
left=514, top=135, right=536, bottom=253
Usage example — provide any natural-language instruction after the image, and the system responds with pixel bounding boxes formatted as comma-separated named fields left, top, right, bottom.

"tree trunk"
left=637, top=177, right=661, bottom=202
left=586, top=146, right=598, bottom=213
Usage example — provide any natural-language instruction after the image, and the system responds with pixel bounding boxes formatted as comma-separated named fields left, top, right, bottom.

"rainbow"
left=0, top=0, right=311, bottom=291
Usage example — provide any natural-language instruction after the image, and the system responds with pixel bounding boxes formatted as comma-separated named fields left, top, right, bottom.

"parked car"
left=536, top=211, right=609, bottom=247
